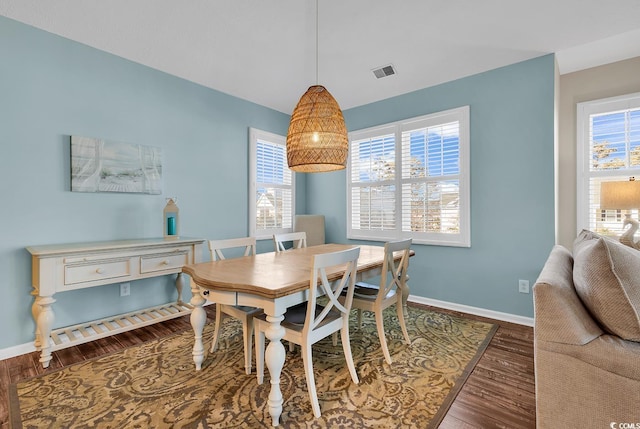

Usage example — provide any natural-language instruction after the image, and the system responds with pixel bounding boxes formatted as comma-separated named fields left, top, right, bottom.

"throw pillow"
left=574, top=229, right=601, bottom=247
left=573, top=236, right=640, bottom=341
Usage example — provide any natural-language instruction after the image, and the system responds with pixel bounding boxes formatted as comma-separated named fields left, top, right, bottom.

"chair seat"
left=232, top=305, right=263, bottom=315
left=282, top=301, right=315, bottom=325
left=351, top=282, right=397, bottom=300
left=354, top=282, right=378, bottom=295
left=256, top=302, right=340, bottom=329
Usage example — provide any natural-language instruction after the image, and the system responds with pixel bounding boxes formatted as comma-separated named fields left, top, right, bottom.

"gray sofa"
left=533, top=232, right=640, bottom=428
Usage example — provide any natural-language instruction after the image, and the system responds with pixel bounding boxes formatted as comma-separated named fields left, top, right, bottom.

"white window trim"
left=576, top=92, right=640, bottom=234
left=347, top=106, right=470, bottom=247
left=249, top=127, right=295, bottom=240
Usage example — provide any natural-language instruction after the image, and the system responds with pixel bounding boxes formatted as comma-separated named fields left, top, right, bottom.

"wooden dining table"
left=181, top=243, right=409, bottom=427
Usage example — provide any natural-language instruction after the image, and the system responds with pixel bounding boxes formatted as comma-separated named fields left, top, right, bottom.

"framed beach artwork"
left=71, top=136, right=162, bottom=194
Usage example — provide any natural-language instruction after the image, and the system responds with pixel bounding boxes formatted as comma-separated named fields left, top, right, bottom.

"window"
left=577, top=92, right=640, bottom=235
left=347, top=106, right=470, bottom=247
left=249, top=128, right=294, bottom=239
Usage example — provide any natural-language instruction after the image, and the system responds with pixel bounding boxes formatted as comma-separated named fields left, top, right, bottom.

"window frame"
left=576, top=92, right=640, bottom=235
left=347, top=106, right=470, bottom=247
left=249, top=128, right=295, bottom=240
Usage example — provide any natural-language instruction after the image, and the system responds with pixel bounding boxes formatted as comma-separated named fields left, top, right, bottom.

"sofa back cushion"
left=534, top=245, right=604, bottom=345
left=573, top=233, right=640, bottom=341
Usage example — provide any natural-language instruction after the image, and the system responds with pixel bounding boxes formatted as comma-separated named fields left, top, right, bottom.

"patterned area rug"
left=10, top=305, right=496, bottom=428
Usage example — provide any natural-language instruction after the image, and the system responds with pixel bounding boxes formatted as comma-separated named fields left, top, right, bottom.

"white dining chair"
left=273, top=231, right=307, bottom=253
left=208, top=237, right=263, bottom=375
left=254, top=246, right=361, bottom=418
left=346, top=238, right=412, bottom=365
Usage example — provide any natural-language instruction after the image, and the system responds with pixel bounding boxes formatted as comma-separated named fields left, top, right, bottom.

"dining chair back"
left=255, top=246, right=361, bottom=418
left=209, top=237, right=255, bottom=261
left=347, top=238, right=412, bottom=364
left=208, top=237, right=263, bottom=375
left=273, top=231, right=307, bottom=253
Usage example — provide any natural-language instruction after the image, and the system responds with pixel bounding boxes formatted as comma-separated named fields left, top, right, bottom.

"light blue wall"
left=306, top=55, right=556, bottom=317
left=0, top=16, right=291, bottom=349
left=0, top=15, right=555, bottom=351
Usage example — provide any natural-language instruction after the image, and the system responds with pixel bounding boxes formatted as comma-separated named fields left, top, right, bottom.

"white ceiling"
left=2, top=0, right=640, bottom=114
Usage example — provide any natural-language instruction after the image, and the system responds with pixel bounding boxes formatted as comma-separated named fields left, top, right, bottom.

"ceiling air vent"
left=372, top=64, right=396, bottom=79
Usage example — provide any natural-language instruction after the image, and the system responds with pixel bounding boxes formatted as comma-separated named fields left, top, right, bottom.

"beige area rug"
left=10, top=305, right=496, bottom=428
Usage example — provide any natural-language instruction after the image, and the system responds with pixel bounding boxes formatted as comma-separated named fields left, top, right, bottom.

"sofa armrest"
left=533, top=245, right=603, bottom=345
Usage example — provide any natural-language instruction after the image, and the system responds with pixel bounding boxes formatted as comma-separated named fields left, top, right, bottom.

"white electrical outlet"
left=518, top=279, right=530, bottom=294
left=120, top=282, right=130, bottom=297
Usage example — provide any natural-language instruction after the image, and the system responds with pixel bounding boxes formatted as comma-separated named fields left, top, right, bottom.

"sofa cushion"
left=573, top=235, right=640, bottom=341
left=533, top=245, right=603, bottom=345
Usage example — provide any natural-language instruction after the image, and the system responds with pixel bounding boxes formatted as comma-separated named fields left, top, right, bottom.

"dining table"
left=181, top=243, right=412, bottom=427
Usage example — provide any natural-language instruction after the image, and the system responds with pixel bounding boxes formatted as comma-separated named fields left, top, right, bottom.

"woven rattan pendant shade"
left=286, top=85, right=349, bottom=173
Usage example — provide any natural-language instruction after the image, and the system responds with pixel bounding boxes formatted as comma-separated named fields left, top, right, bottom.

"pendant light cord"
left=315, top=0, right=319, bottom=85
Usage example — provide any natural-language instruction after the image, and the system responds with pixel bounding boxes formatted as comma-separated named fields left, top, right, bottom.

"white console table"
left=27, top=237, right=205, bottom=368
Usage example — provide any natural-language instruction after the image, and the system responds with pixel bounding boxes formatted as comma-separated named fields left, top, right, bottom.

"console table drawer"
left=140, top=252, right=188, bottom=274
left=65, top=259, right=131, bottom=285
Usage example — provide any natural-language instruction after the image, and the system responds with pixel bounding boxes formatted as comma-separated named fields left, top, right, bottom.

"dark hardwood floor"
left=438, top=308, right=536, bottom=428
left=0, top=304, right=535, bottom=429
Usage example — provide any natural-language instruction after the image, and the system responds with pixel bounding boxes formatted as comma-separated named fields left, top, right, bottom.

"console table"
left=27, top=237, right=205, bottom=368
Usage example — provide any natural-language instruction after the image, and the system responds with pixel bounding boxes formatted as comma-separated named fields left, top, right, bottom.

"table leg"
left=401, top=274, right=410, bottom=312
left=34, top=295, right=55, bottom=368
left=190, top=280, right=207, bottom=370
left=264, top=313, right=286, bottom=427
left=31, top=289, right=41, bottom=349
left=175, top=272, right=185, bottom=305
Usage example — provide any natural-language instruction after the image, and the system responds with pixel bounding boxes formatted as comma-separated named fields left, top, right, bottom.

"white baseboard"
left=0, top=299, right=532, bottom=361
left=0, top=342, right=36, bottom=361
left=408, top=295, right=534, bottom=327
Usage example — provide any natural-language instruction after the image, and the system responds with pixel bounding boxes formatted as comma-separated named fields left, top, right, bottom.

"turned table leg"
left=175, top=272, right=185, bottom=304
left=31, top=289, right=41, bottom=349
left=264, top=313, right=286, bottom=427
left=401, top=274, right=410, bottom=312
left=190, top=279, right=207, bottom=370
left=34, top=295, right=56, bottom=368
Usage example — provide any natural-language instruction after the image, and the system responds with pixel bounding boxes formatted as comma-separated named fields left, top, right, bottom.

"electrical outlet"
left=518, top=279, right=530, bottom=294
left=120, top=282, right=130, bottom=297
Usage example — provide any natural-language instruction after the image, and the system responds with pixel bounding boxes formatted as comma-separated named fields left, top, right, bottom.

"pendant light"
left=286, top=0, right=348, bottom=173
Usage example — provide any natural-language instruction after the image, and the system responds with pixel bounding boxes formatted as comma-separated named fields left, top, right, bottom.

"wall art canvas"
left=71, top=136, right=162, bottom=194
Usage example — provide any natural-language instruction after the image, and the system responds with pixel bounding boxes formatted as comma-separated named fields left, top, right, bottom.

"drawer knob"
left=162, top=260, right=169, bottom=265
left=96, top=268, right=104, bottom=274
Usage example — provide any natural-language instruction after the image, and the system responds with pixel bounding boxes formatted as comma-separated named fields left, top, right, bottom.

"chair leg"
left=301, top=342, right=321, bottom=418
left=340, top=322, right=360, bottom=385
left=375, top=309, right=392, bottom=365
left=243, top=317, right=253, bottom=375
left=331, top=331, right=338, bottom=346
left=210, top=303, right=223, bottom=353
left=255, top=322, right=265, bottom=384
left=396, top=300, right=411, bottom=345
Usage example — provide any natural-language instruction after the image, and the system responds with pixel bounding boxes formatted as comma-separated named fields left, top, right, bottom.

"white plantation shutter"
left=348, top=107, right=470, bottom=246
left=349, top=129, right=396, bottom=238
left=577, top=93, right=640, bottom=235
left=250, top=128, right=294, bottom=239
